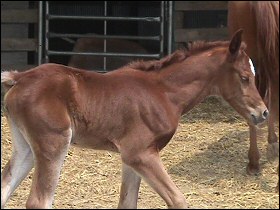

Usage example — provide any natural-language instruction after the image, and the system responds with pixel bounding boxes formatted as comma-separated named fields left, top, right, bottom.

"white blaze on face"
left=249, top=58, right=255, bottom=76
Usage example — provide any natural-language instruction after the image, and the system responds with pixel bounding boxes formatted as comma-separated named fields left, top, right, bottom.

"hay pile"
left=1, top=96, right=279, bottom=209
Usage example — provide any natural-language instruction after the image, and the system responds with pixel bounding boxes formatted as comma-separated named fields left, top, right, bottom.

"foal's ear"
left=228, top=29, right=243, bottom=61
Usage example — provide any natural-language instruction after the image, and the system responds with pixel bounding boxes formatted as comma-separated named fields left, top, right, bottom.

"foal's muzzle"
left=251, top=109, right=269, bottom=125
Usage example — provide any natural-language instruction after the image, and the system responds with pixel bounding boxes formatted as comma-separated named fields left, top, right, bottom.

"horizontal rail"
left=49, top=33, right=161, bottom=41
left=47, top=15, right=161, bottom=22
left=175, top=1, right=227, bottom=11
left=47, top=50, right=161, bottom=58
left=1, top=9, right=38, bottom=23
left=175, top=27, right=228, bottom=42
left=1, top=38, right=37, bottom=51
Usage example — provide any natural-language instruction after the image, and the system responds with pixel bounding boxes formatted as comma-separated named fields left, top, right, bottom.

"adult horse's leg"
left=118, top=163, right=141, bottom=209
left=25, top=130, right=72, bottom=208
left=267, top=116, right=279, bottom=161
left=266, top=88, right=279, bottom=161
left=247, top=125, right=260, bottom=175
left=1, top=119, right=34, bottom=208
left=121, top=149, right=188, bottom=209
left=268, top=86, right=279, bottom=192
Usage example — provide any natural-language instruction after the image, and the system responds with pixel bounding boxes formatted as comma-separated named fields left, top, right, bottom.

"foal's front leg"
left=118, top=163, right=141, bottom=209
left=121, top=149, right=188, bottom=209
left=247, top=125, right=260, bottom=175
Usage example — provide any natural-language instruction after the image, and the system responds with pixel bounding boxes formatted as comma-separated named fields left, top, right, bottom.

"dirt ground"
left=1, top=96, right=279, bottom=209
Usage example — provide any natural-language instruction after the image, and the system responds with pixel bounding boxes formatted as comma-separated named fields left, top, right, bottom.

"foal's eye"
left=241, top=76, right=249, bottom=82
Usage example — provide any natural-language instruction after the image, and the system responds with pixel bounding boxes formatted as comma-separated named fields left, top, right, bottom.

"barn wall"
left=1, top=1, right=38, bottom=71
left=1, top=1, right=39, bottom=107
left=1, top=1, right=229, bottom=71
left=174, top=1, right=228, bottom=48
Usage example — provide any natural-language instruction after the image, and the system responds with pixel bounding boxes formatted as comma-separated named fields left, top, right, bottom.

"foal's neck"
left=160, top=54, right=223, bottom=115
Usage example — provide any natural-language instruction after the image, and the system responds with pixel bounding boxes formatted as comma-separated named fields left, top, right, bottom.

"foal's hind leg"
left=118, top=163, right=141, bottom=209
left=1, top=119, right=34, bottom=208
left=121, top=150, right=188, bottom=209
left=25, top=129, right=72, bottom=209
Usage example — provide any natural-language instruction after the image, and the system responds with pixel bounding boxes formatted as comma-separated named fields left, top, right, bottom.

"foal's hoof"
left=246, top=164, right=260, bottom=176
left=267, top=142, right=279, bottom=162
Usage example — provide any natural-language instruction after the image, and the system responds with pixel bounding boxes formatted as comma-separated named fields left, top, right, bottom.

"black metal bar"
left=45, top=1, right=49, bottom=63
left=47, top=50, right=161, bottom=58
left=103, top=1, right=107, bottom=71
left=48, top=33, right=161, bottom=41
left=167, top=1, right=173, bottom=54
left=47, top=15, right=161, bottom=22
left=160, top=1, right=164, bottom=55
left=38, top=1, right=43, bottom=64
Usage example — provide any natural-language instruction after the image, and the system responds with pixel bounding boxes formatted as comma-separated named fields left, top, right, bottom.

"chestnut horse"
left=68, top=37, right=148, bottom=71
left=228, top=1, right=279, bottom=191
left=1, top=30, right=268, bottom=208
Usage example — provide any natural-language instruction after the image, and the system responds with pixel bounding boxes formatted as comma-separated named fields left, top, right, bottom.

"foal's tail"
left=1, top=70, right=19, bottom=91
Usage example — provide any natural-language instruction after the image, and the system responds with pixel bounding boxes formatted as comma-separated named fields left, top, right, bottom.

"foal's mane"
left=128, top=41, right=230, bottom=71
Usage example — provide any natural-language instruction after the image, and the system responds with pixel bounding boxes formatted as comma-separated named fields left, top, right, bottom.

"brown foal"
left=1, top=29, right=268, bottom=208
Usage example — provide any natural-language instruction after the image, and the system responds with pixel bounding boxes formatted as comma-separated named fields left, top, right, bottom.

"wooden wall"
left=174, top=1, right=228, bottom=48
left=1, top=1, right=38, bottom=71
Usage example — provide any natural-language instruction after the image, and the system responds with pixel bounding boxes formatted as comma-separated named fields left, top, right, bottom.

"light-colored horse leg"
left=1, top=120, right=34, bottom=209
left=247, top=125, right=260, bottom=175
left=118, top=163, right=141, bottom=209
left=25, top=130, right=72, bottom=209
left=121, top=151, right=188, bottom=209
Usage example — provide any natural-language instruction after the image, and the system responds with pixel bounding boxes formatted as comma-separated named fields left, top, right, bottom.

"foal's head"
left=217, top=29, right=268, bottom=126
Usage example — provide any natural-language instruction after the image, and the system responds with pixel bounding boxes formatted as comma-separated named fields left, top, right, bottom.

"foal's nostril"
left=262, top=109, right=269, bottom=119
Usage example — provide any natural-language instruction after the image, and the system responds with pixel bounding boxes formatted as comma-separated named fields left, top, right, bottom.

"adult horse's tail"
left=253, top=1, right=279, bottom=99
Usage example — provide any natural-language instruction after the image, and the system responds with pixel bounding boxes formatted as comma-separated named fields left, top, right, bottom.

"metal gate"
left=38, top=1, right=173, bottom=72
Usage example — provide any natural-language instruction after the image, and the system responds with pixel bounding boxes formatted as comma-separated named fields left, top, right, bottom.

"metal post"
left=38, top=1, right=43, bottom=64
left=103, top=1, right=107, bottom=71
left=167, top=1, right=173, bottom=55
left=160, top=1, right=164, bottom=57
left=45, top=1, right=49, bottom=63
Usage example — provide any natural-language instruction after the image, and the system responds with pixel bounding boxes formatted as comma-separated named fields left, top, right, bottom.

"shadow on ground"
left=168, top=129, right=277, bottom=193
